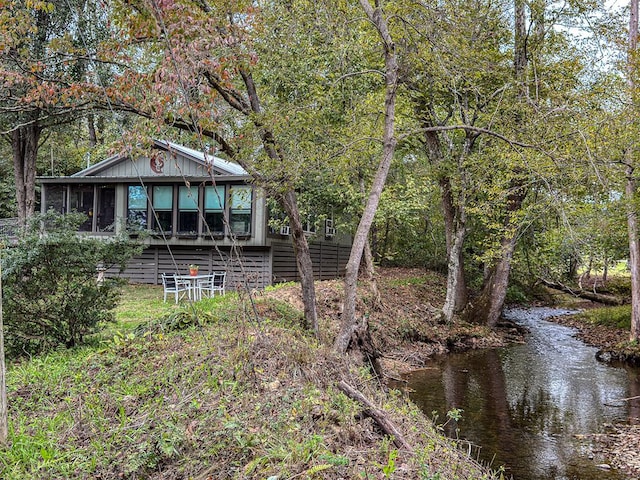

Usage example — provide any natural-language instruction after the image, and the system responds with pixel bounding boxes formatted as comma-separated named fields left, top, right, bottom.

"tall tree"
left=626, top=0, right=640, bottom=341
left=462, top=0, right=534, bottom=327
left=0, top=245, right=6, bottom=445
left=0, top=0, right=100, bottom=225
left=334, top=0, right=399, bottom=353
left=402, top=0, right=513, bottom=323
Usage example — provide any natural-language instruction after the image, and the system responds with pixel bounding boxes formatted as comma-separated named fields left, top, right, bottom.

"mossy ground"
left=0, top=268, right=502, bottom=480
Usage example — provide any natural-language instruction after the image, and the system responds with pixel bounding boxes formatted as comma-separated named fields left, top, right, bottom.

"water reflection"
left=398, top=308, right=640, bottom=480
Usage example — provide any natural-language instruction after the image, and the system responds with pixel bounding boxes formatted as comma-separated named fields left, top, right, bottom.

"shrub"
left=2, top=211, right=143, bottom=356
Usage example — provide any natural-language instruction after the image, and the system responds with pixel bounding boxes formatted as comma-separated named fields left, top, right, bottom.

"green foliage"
left=575, top=306, right=631, bottom=329
left=603, top=275, right=631, bottom=297
left=0, top=146, right=16, bottom=218
left=446, top=407, right=463, bottom=422
left=134, top=303, right=216, bottom=335
left=505, top=282, right=530, bottom=304
left=2, top=211, right=143, bottom=356
left=381, top=449, right=398, bottom=478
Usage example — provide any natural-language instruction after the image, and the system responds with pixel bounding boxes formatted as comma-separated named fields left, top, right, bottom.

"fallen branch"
left=337, top=380, right=414, bottom=453
left=615, top=395, right=640, bottom=402
left=540, top=279, right=623, bottom=306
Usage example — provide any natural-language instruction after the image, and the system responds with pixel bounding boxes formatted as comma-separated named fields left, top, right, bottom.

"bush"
left=2, top=211, right=143, bottom=356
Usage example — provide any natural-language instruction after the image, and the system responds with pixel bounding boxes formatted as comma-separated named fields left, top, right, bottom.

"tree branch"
left=202, top=70, right=251, bottom=115
left=398, top=124, right=535, bottom=149
left=337, top=380, right=414, bottom=452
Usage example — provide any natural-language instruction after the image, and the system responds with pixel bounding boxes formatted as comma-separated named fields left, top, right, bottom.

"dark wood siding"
left=105, top=241, right=348, bottom=287
left=271, top=241, right=350, bottom=283
left=106, top=245, right=271, bottom=290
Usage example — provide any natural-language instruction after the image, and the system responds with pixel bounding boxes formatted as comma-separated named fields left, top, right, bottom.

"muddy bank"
left=266, top=267, right=521, bottom=376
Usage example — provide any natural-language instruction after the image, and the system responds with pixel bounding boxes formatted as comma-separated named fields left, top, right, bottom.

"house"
left=37, top=140, right=351, bottom=289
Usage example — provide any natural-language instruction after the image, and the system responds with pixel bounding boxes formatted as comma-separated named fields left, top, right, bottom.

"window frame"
left=151, top=184, right=174, bottom=236
left=177, top=185, right=200, bottom=237
left=95, top=185, right=116, bottom=233
left=69, top=184, right=95, bottom=232
left=228, top=184, right=253, bottom=237
left=127, top=184, right=149, bottom=233
left=203, top=185, right=226, bottom=237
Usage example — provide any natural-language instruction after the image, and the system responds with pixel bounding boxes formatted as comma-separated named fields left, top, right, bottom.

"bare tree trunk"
left=87, top=113, right=98, bottom=147
left=440, top=177, right=468, bottom=318
left=467, top=182, right=526, bottom=327
left=627, top=166, right=640, bottom=341
left=337, top=381, right=414, bottom=452
left=472, top=234, right=519, bottom=327
left=628, top=0, right=640, bottom=342
left=360, top=239, right=375, bottom=280
left=11, top=123, right=41, bottom=226
left=358, top=178, right=381, bottom=309
left=421, top=116, right=469, bottom=317
left=335, top=0, right=398, bottom=354
left=358, top=175, right=376, bottom=281
left=442, top=216, right=466, bottom=322
left=281, top=191, right=318, bottom=335
left=0, top=248, right=7, bottom=445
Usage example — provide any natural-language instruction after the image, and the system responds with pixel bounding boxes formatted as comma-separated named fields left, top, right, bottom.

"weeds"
left=0, top=274, right=502, bottom=480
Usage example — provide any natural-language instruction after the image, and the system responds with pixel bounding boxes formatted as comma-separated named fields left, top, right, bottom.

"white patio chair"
left=198, top=271, right=227, bottom=298
left=162, top=273, right=191, bottom=303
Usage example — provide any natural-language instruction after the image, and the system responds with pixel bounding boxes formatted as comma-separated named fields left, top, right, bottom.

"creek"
left=396, top=307, right=640, bottom=480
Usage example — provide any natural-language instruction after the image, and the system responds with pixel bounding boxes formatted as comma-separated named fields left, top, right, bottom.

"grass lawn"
left=113, top=283, right=171, bottom=327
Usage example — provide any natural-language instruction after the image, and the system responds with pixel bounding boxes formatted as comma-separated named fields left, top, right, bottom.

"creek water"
left=396, top=308, right=640, bottom=480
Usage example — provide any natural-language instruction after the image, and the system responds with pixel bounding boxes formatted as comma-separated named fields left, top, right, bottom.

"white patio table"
left=175, top=273, right=211, bottom=301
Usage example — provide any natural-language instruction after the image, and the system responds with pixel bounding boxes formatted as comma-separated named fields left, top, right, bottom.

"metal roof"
left=67, top=140, right=248, bottom=178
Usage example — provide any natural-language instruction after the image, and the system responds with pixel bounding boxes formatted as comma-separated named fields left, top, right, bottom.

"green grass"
left=0, top=280, right=501, bottom=480
left=575, top=305, right=631, bottom=329
left=113, top=283, right=173, bottom=326
left=387, top=276, right=427, bottom=287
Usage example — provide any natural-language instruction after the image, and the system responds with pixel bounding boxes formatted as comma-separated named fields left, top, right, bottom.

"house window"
left=152, top=185, right=173, bottom=235
left=204, top=185, right=225, bottom=236
left=96, top=186, right=116, bottom=232
left=229, top=185, right=252, bottom=236
left=303, top=215, right=317, bottom=234
left=178, top=185, right=199, bottom=235
left=69, top=185, right=94, bottom=232
left=45, top=185, right=66, bottom=214
left=127, top=185, right=148, bottom=231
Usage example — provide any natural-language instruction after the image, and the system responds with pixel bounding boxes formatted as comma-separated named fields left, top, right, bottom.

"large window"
left=229, top=185, right=252, bottom=236
left=127, top=185, right=148, bottom=231
left=152, top=185, right=173, bottom=235
left=50, top=182, right=254, bottom=239
left=45, top=185, right=66, bottom=214
left=96, top=186, right=115, bottom=232
left=204, top=185, right=225, bottom=236
left=178, top=185, right=199, bottom=235
left=69, top=185, right=94, bottom=231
